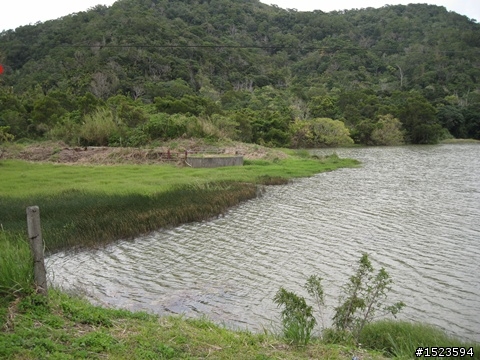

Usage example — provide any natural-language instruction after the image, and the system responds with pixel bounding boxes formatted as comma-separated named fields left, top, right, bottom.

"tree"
left=462, top=103, right=480, bottom=139
left=251, top=110, right=291, bottom=147
left=370, top=114, right=405, bottom=145
left=393, top=92, right=442, bottom=144
left=309, top=96, right=338, bottom=119
left=290, top=118, right=353, bottom=148
left=437, top=105, right=466, bottom=138
left=31, top=95, right=67, bottom=135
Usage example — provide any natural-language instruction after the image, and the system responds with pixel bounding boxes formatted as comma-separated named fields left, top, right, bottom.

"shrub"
left=0, top=126, right=15, bottom=143
left=145, top=113, right=188, bottom=140
left=79, top=108, right=118, bottom=146
left=289, top=118, right=354, bottom=148
left=371, top=114, right=405, bottom=146
left=275, top=253, right=404, bottom=346
left=273, top=288, right=316, bottom=345
left=332, top=253, right=405, bottom=342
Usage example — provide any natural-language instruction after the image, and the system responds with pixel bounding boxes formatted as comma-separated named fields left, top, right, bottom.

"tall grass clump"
left=359, top=320, right=480, bottom=359
left=79, top=108, right=118, bottom=146
left=0, top=182, right=257, bottom=253
left=0, top=232, right=33, bottom=296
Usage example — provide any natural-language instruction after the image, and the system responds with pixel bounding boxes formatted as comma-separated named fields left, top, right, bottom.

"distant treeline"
left=1, top=0, right=479, bottom=146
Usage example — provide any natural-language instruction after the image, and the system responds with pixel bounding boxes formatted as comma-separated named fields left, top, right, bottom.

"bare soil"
left=1, top=139, right=288, bottom=165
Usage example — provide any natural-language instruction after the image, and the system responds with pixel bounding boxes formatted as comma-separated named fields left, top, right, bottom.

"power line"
left=0, top=40, right=477, bottom=54
left=45, top=43, right=480, bottom=54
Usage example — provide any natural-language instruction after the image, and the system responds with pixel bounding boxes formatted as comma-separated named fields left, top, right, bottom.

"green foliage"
left=393, top=91, right=442, bottom=144
left=251, top=110, right=291, bottom=147
left=155, top=94, right=220, bottom=117
left=437, top=105, right=467, bottom=138
left=1, top=289, right=396, bottom=360
left=305, top=275, right=325, bottom=327
left=0, top=232, right=33, bottom=296
left=273, top=288, right=316, bottom=345
left=107, top=95, right=148, bottom=127
left=463, top=103, right=480, bottom=139
left=145, top=113, right=188, bottom=140
left=31, top=95, right=66, bottom=129
left=0, top=125, right=15, bottom=143
left=370, top=114, right=405, bottom=146
left=146, top=79, right=194, bottom=99
left=48, top=116, right=82, bottom=145
left=332, top=253, right=405, bottom=342
left=275, top=253, right=404, bottom=346
left=289, top=118, right=354, bottom=148
left=309, top=96, right=338, bottom=119
left=2, top=1, right=477, bottom=146
left=359, top=320, right=480, bottom=359
left=79, top=108, right=119, bottom=146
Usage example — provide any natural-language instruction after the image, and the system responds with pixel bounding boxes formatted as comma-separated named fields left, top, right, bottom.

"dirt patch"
left=1, top=140, right=288, bottom=165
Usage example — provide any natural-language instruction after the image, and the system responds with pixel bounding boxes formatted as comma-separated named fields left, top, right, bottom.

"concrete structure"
left=186, top=156, right=243, bottom=168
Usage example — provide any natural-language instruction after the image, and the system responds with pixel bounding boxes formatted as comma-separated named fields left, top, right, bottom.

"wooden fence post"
left=26, top=206, right=48, bottom=296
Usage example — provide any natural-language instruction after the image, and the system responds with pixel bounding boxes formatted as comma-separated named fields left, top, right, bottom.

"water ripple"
left=48, top=144, right=480, bottom=342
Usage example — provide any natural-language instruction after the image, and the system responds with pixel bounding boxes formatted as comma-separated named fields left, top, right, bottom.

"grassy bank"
left=0, top=152, right=358, bottom=292
left=359, top=320, right=479, bottom=359
left=0, top=290, right=388, bottom=360
left=1, top=291, right=477, bottom=359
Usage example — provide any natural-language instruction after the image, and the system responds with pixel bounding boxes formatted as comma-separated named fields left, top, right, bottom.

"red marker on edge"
left=0, top=64, right=4, bottom=74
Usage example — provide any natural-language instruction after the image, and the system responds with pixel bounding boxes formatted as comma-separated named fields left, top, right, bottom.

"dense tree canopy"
left=0, top=0, right=479, bottom=147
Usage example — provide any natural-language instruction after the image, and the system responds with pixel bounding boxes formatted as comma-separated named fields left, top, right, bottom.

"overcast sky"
left=1, top=0, right=478, bottom=32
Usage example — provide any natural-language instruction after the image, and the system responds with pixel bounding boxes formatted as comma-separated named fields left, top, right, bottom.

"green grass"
left=0, top=232, right=33, bottom=296
left=1, top=292, right=478, bottom=360
left=0, top=155, right=358, bottom=255
left=0, top=290, right=387, bottom=360
left=1, top=152, right=479, bottom=358
left=0, top=182, right=258, bottom=253
left=0, top=156, right=358, bottom=198
left=359, top=320, right=480, bottom=359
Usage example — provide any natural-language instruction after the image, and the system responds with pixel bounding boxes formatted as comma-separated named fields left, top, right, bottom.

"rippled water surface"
left=48, top=144, right=480, bottom=341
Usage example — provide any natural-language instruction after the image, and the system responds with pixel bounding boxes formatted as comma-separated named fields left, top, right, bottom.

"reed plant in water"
left=0, top=182, right=257, bottom=253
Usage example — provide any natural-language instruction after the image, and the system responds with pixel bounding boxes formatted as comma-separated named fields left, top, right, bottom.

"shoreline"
left=1, top=148, right=359, bottom=254
left=2, top=147, right=480, bottom=359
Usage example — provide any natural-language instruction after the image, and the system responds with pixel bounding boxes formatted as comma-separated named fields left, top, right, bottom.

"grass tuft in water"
left=0, top=182, right=257, bottom=253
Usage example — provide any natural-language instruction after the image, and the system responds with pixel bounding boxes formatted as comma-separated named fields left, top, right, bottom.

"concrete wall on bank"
left=186, top=156, right=243, bottom=168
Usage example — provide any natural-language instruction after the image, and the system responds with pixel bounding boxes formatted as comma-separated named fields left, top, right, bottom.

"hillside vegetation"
left=0, top=0, right=479, bottom=148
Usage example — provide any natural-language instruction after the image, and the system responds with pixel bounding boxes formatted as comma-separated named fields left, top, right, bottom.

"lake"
left=47, top=144, right=480, bottom=342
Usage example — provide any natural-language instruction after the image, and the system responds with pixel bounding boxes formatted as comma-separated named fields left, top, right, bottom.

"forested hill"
left=1, top=0, right=479, bottom=147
